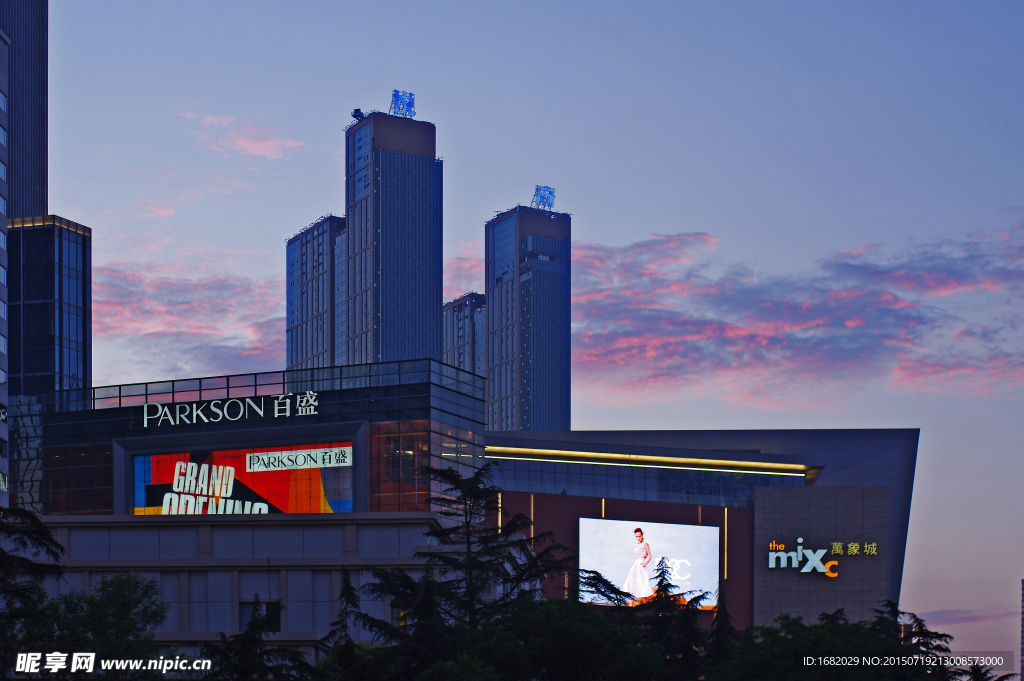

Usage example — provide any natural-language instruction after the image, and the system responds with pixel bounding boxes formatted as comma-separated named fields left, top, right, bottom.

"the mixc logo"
left=768, top=537, right=880, bottom=578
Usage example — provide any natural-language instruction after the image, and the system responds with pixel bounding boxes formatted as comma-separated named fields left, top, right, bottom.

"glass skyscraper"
left=0, top=0, right=48, bottom=507
left=0, top=0, right=47, bottom=220
left=8, top=216, right=91, bottom=396
left=442, top=292, right=485, bottom=376
left=338, top=112, right=442, bottom=365
left=286, top=214, right=345, bottom=369
left=484, top=206, right=571, bottom=431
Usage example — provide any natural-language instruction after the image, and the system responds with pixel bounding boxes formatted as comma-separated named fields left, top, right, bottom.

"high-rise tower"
left=484, top=202, right=570, bottom=431
left=8, top=215, right=91, bottom=396
left=286, top=214, right=345, bottom=370
left=338, top=108, right=442, bottom=365
left=0, top=1, right=47, bottom=220
left=442, top=292, right=485, bottom=376
left=0, top=0, right=47, bottom=507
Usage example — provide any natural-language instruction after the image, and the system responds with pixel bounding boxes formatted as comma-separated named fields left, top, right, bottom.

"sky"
left=49, top=0, right=1023, bottom=661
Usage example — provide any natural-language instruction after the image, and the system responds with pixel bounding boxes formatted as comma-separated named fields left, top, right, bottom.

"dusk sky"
left=50, top=0, right=1023, bottom=660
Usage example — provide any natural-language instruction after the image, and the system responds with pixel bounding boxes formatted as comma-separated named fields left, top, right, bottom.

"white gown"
left=622, top=541, right=654, bottom=600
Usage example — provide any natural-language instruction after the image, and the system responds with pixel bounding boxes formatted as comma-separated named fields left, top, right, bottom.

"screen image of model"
left=578, top=518, right=719, bottom=607
left=133, top=442, right=353, bottom=515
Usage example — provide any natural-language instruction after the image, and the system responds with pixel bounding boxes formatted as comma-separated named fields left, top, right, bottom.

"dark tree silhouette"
left=200, top=596, right=312, bottom=681
left=0, top=505, right=66, bottom=678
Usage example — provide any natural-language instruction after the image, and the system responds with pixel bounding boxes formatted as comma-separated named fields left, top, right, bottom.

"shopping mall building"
left=6, top=360, right=918, bottom=655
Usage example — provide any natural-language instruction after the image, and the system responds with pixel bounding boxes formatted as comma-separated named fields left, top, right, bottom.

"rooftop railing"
left=11, top=359, right=485, bottom=415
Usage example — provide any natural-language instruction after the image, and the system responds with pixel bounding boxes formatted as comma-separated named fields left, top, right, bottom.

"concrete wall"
left=753, top=486, right=891, bottom=626
left=43, top=513, right=440, bottom=653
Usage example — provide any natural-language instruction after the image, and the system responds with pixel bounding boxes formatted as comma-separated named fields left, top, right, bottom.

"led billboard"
left=133, top=442, right=353, bottom=515
left=579, top=518, right=719, bottom=607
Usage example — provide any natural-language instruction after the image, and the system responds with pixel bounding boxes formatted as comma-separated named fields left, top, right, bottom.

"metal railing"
left=11, top=359, right=485, bottom=415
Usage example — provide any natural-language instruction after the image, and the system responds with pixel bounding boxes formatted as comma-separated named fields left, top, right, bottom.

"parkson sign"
left=143, top=391, right=319, bottom=427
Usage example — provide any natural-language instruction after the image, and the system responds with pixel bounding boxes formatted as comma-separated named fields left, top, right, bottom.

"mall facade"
left=7, top=359, right=918, bottom=655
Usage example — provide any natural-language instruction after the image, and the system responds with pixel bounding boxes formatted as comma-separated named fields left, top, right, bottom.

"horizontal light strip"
left=485, top=446, right=813, bottom=473
left=483, top=454, right=805, bottom=477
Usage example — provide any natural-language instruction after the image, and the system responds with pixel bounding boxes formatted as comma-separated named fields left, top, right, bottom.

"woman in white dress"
left=622, top=527, right=654, bottom=603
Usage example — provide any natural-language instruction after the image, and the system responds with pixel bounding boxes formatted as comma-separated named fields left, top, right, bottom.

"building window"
left=239, top=601, right=281, bottom=633
left=0, top=231, right=5, bottom=251
left=0, top=334, right=6, bottom=355
left=0, top=160, right=6, bottom=182
left=0, top=90, right=6, bottom=113
left=0, top=263, right=6, bottom=285
left=0, top=301, right=6, bottom=320
left=0, top=196, right=6, bottom=216
left=0, top=126, right=6, bottom=147
left=0, top=368, right=7, bottom=385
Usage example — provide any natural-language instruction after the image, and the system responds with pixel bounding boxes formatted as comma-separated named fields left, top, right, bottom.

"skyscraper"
left=338, top=110, right=442, bottom=365
left=442, top=292, right=485, bottom=376
left=286, top=214, right=345, bottom=370
left=8, top=215, right=91, bottom=396
left=0, top=0, right=47, bottom=219
left=484, top=204, right=570, bottom=431
left=0, top=0, right=47, bottom=507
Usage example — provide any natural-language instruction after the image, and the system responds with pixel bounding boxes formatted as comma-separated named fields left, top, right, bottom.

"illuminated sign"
left=767, top=537, right=879, bottom=578
left=532, top=185, right=555, bottom=211
left=579, top=518, right=719, bottom=607
left=142, top=391, right=318, bottom=428
left=390, top=90, right=416, bottom=118
left=133, top=442, right=353, bottom=516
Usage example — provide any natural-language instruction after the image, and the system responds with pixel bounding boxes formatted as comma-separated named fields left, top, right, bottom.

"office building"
left=442, top=292, right=485, bottom=376
left=484, top=205, right=571, bottom=431
left=8, top=361, right=917, bottom=651
left=0, top=0, right=47, bottom=219
left=286, top=215, right=345, bottom=370
left=338, top=111, right=442, bottom=366
left=8, top=215, right=91, bottom=396
left=0, top=0, right=48, bottom=508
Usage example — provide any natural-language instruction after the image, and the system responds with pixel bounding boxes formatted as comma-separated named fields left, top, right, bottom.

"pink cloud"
left=137, top=199, right=174, bottom=218
left=93, top=256, right=284, bottom=382
left=444, top=240, right=484, bottom=301
left=177, top=111, right=197, bottom=119
left=201, top=115, right=236, bottom=127
left=572, top=227, right=1024, bottom=409
left=189, top=116, right=304, bottom=160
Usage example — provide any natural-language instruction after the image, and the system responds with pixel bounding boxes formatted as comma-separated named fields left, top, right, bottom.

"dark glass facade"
left=8, top=360, right=485, bottom=515
left=8, top=215, right=91, bottom=396
left=490, top=459, right=803, bottom=509
left=0, top=0, right=48, bottom=508
left=485, top=206, right=571, bottom=431
left=0, top=0, right=47, bottom=219
left=441, top=292, right=485, bottom=376
left=339, top=113, right=442, bottom=365
left=286, top=215, right=345, bottom=369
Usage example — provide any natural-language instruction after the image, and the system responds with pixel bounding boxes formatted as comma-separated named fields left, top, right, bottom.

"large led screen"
left=133, top=442, right=353, bottom=515
left=578, top=518, right=719, bottom=607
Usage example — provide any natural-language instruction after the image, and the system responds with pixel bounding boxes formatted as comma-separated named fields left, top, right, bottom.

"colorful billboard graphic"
left=578, top=518, right=719, bottom=607
left=133, top=442, right=353, bottom=515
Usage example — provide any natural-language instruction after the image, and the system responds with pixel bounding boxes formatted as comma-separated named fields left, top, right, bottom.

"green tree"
left=706, top=601, right=963, bottom=681
left=19, top=573, right=169, bottom=680
left=704, top=589, right=736, bottom=666
left=416, top=463, right=571, bottom=629
left=473, top=597, right=664, bottom=681
left=317, top=568, right=382, bottom=681
left=637, top=557, right=707, bottom=681
left=959, top=664, right=1018, bottom=681
left=0, top=505, right=65, bottom=678
left=201, top=595, right=313, bottom=681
